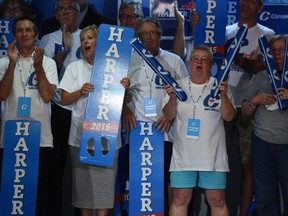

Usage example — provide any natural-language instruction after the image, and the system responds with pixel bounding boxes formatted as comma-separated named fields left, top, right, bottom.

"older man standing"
left=0, top=16, right=58, bottom=216
left=41, top=0, right=114, bottom=36
left=123, top=17, right=188, bottom=216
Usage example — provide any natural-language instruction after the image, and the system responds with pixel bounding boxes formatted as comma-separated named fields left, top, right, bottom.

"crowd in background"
left=0, top=0, right=288, bottom=216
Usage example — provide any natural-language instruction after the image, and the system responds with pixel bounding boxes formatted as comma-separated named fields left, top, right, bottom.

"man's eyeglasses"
left=271, top=48, right=285, bottom=54
left=120, top=13, right=139, bottom=20
left=138, top=31, right=160, bottom=37
left=5, top=7, right=22, bottom=13
left=190, top=56, right=211, bottom=63
left=57, top=6, right=78, bottom=13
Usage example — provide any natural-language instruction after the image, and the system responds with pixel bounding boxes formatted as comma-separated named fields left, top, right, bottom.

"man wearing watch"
left=39, top=0, right=81, bottom=215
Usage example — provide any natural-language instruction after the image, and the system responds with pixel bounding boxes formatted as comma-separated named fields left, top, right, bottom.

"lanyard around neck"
left=189, top=78, right=210, bottom=119
left=17, top=57, right=34, bottom=97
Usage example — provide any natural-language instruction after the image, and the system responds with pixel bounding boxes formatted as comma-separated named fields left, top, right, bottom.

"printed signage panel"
left=79, top=24, right=134, bottom=167
left=129, top=121, right=164, bottom=216
left=0, top=120, right=40, bottom=216
left=0, top=19, right=14, bottom=58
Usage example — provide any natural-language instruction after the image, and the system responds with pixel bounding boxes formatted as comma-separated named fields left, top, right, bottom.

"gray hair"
left=118, top=1, right=144, bottom=20
left=189, top=45, right=213, bottom=62
left=269, top=34, right=285, bottom=48
left=137, top=17, right=162, bottom=35
left=55, top=0, right=80, bottom=12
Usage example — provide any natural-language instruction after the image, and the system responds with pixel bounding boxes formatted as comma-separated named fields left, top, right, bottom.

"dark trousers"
left=48, top=104, right=71, bottom=216
left=37, top=147, right=53, bottom=216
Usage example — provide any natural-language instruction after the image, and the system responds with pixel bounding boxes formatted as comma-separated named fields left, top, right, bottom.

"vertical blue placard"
left=259, top=36, right=288, bottom=110
left=0, top=120, right=40, bottom=216
left=0, top=19, right=14, bottom=58
left=79, top=24, right=134, bottom=167
left=194, top=0, right=227, bottom=47
left=129, top=121, right=164, bottom=216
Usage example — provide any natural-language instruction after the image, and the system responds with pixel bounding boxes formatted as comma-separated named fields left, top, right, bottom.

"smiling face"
left=189, top=48, right=212, bottom=84
left=138, top=21, right=161, bottom=56
left=80, top=29, right=97, bottom=64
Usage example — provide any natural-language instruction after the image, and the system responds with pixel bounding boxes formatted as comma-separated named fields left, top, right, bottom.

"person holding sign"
left=123, top=17, right=188, bottom=215
left=225, top=1, right=275, bottom=215
left=58, top=25, right=130, bottom=216
left=192, top=1, right=275, bottom=214
left=241, top=34, right=288, bottom=216
left=0, top=16, right=58, bottom=216
left=163, top=45, right=235, bottom=216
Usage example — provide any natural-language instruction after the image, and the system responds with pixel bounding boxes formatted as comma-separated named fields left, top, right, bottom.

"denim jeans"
left=251, top=132, right=288, bottom=216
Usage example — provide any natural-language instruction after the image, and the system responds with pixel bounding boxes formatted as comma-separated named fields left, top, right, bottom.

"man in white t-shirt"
left=0, top=16, right=58, bottom=216
left=122, top=17, right=188, bottom=215
left=225, top=1, right=274, bottom=215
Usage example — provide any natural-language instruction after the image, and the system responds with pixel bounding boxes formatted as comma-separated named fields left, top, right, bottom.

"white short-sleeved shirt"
left=0, top=54, right=58, bottom=148
left=58, top=59, right=122, bottom=149
left=127, top=49, right=189, bottom=141
left=169, top=76, right=233, bottom=172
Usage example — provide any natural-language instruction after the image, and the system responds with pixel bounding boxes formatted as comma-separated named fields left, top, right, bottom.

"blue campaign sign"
left=150, top=0, right=195, bottom=37
left=0, top=120, right=40, bottom=216
left=0, top=19, right=14, bottom=58
left=227, top=0, right=239, bottom=25
left=259, top=36, right=288, bottom=110
left=211, top=24, right=248, bottom=97
left=129, top=121, right=164, bottom=216
left=79, top=24, right=134, bottom=167
left=194, top=0, right=228, bottom=47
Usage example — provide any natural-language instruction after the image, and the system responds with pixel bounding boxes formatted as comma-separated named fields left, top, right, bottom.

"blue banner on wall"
left=0, top=120, right=40, bottom=216
left=129, top=121, right=164, bottom=216
left=258, top=5, right=288, bottom=34
left=79, top=24, right=134, bottom=167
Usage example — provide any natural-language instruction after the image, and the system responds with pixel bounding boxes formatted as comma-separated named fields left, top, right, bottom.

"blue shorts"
left=170, top=171, right=227, bottom=189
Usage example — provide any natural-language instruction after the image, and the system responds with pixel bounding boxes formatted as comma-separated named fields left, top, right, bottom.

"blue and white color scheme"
left=282, top=36, right=288, bottom=90
left=210, top=24, right=248, bottom=98
left=0, top=19, right=14, bottom=58
left=129, top=121, right=164, bottom=216
left=194, top=0, right=228, bottom=48
left=0, top=120, right=40, bottom=216
left=79, top=24, right=134, bottom=167
left=131, top=38, right=187, bottom=102
left=259, top=35, right=288, bottom=110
